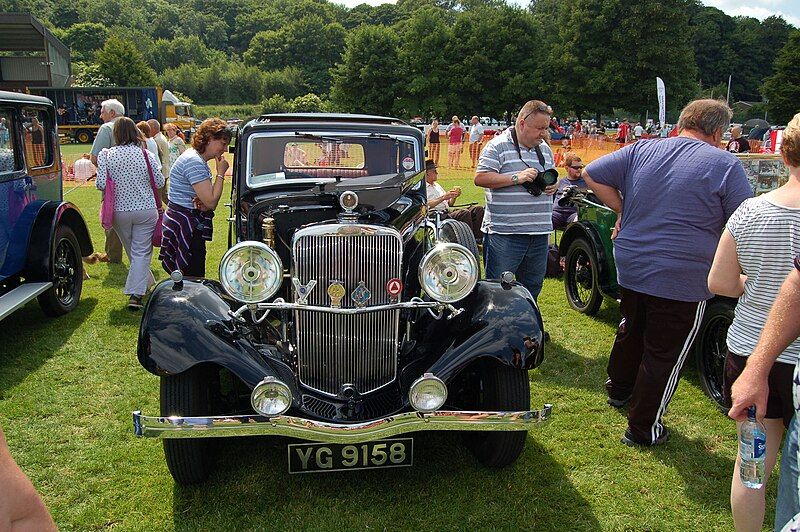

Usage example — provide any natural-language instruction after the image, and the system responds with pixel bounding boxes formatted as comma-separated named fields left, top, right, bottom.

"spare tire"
left=439, top=218, right=481, bottom=270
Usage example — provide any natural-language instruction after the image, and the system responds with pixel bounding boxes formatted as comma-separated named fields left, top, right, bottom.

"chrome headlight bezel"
left=219, top=241, right=283, bottom=304
left=418, top=243, right=479, bottom=303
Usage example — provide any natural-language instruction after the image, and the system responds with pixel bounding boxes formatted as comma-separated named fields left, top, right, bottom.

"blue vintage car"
left=0, top=90, right=92, bottom=321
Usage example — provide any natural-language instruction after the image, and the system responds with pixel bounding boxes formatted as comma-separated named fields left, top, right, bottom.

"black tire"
left=462, top=360, right=530, bottom=468
left=75, top=129, right=93, bottom=144
left=694, top=300, right=734, bottom=412
left=564, top=237, right=602, bottom=315
left=439, top=218, right=481, bottom=272
left=38, top=225, right=83, bottom=317
left=160, top=366, right=219, bottom=485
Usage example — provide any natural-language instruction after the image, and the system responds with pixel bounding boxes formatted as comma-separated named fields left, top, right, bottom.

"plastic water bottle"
left=739, top=405, right=766, bottom=489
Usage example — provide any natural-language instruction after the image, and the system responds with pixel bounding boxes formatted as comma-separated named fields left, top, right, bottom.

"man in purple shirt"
left=583, top=99, right=752, bottom=446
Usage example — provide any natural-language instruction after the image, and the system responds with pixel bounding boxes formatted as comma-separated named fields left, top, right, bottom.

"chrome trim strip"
left=237, top=298, right=440, bottom=316
left=133, top=405, right=553, bottom=442
left=0, top=282, right=53, bottom=322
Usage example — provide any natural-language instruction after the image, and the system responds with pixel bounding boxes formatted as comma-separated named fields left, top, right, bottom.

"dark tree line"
left=0, top=0, right=797, bottom=121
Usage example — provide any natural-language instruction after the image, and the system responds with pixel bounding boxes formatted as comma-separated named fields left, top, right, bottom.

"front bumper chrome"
left=132, top=405, right=552, bottom=443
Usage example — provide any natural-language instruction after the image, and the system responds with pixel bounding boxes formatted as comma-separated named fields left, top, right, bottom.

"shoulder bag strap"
left=142, top=147, right=163, bottom=214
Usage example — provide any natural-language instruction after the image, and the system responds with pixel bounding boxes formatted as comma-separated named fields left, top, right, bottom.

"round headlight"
left=219, top=241, right=283, bottom=303
left=251, top=377, right=292, bottom=416
left=409, top=373, right=448, bottom=412
left=418, top=243, right=478, bottom=303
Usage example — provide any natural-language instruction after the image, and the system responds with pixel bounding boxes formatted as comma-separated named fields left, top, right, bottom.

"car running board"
left=0, top=282, right=52, bottom=321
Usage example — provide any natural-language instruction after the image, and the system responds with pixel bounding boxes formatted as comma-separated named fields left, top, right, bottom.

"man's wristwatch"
left=511, top=174, right=519, bottom=185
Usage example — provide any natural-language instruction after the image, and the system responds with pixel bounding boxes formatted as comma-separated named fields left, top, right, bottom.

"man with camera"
left=582, top=99, right=752, bottom=447
left=475, top=100, right=558, bottom=302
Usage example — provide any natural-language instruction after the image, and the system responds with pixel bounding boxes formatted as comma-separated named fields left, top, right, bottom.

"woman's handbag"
left=143, top=148, right=164, bottom=247
left=100, top=168, right=115, bottom=231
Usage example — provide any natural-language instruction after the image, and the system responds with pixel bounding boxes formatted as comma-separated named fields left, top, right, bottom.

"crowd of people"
left=80, top=98, right=229, bottom=310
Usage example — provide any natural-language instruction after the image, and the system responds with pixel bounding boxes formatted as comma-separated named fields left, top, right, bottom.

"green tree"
left=151, top=35, right=222, bottom=73
left=546, top=0, right=697, bottom=119
left=732, top=15, right=794, bottom=101
left=95, top=35, right=157, bottom=86
left=263, top=67, right=309, bottom=101
left=330, top=25, right=401, bottom=114
left=762, top=31, right=800, bottom=124
left=72, top=61, right=111, bottom=87
left=687, top=4, right=736, bottom=91
left=395, top=7, right=453, bottom=117
left=244, top=15, right=346, bottom=95
left=289, top=93, right=325, bottom=112
left=61, top=22, right=109, bottom=62
left=261, top=94, right=291, bottom=114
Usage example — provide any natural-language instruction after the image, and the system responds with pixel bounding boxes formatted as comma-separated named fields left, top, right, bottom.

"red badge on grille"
left=386, top=278, right=403, bottom=297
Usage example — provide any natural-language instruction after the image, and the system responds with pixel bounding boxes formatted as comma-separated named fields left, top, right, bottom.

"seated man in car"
left=425, top=159, right=484, bottom=241
left=552, top=152, right=587, bottom=230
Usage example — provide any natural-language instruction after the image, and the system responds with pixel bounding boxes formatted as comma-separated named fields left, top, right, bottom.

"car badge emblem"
left=351, top=281, right=371, bottom=308
left=386, top=278, right=403, bottom=301
left=327, top=281, right=346, bottom=308
left=402, top=156, right=415, bottom=170
left=292, top=278, right=317, bottom=305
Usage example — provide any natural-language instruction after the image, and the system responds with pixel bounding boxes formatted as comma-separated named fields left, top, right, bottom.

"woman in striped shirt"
left=709, top=112, right=800, bottom=532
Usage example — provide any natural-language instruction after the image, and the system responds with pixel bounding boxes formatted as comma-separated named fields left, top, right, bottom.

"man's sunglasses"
left=522, top=103, right=553, bottom=122
left=569, top=165, right=585, bottom=170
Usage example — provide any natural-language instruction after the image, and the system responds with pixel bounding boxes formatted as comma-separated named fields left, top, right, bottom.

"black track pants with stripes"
left=605, top=286, right=706, bottom=444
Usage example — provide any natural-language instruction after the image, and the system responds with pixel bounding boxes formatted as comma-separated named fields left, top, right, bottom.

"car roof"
left=256, top=113, right=408, bottom=125
left=0, top=89, right=53, bottom=106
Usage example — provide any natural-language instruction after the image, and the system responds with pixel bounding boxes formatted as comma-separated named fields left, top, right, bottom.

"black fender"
left=559, top=221, right=617, bottom=299
left=137, top=279, right=298, bottom=395
left=24, top=201, right=93, bottom=281
left=405, top=280, right=545, bottom=386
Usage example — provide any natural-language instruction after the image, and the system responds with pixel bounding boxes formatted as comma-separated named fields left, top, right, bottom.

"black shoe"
left=127, top=295, right=143, bottom=311
left=607, top=395, right=631, bottom=408
left=621, top=427, right=669, bottom=447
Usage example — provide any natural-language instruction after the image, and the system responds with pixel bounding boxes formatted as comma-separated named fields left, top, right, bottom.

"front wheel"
left=564, top=237, right=602, bottom=315
left=461, top=360, right=530, bottom=467
left=161, top=366, right=220, bottom=485
left=694, top=300, right=734, bottom=412
left=38, top=225, right=83, bottom=317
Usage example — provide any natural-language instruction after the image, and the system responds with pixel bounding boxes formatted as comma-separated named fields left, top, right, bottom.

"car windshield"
left=246, top=132, right=419, bottom=188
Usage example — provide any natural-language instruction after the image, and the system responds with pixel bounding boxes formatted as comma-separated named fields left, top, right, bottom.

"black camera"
left=523, top=168, right=559, bottom=196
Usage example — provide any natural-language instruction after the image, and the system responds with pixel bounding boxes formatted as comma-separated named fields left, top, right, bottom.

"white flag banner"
left=656, top=77, right=666, bottom=126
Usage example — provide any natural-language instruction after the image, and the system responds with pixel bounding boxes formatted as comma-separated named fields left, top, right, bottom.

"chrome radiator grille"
left=293, top=225, right=403, bottom=396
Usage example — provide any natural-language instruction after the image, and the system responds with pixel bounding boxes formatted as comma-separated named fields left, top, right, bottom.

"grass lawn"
left=0, top=156, right=759, bottom=531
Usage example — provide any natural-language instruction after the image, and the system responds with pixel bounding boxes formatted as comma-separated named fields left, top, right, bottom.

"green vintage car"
left=558, top=153, right=789, bottom=411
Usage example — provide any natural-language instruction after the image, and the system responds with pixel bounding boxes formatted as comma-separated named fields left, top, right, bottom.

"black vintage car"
left=0, top=90, right=92, bottom=322
left=133, top=114, right=551, bottom=483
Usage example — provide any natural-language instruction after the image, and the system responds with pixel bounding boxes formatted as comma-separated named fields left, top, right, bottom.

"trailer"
left=27, top=86, right=195, bottom=144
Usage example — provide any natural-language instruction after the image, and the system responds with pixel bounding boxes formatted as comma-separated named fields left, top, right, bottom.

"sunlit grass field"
left=0, top=142, right=759, bottom=531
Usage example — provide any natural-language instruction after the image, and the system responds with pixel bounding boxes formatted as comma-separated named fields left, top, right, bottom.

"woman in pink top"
left=446, top=116, right=464, bottom=169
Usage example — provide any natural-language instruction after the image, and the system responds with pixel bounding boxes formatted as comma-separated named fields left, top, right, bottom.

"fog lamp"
left=251, top=377, right=292, bottom=416
left=409, top=373, right=448, bottom=412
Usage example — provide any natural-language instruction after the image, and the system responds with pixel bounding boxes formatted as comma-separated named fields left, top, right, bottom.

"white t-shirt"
left=426, top=181, right=449, bottom=211
left=634, top=125, right=644, bottom=137
left=145, top=137, right=158, bottom=157
left=469, top=123, right=485, bottom=143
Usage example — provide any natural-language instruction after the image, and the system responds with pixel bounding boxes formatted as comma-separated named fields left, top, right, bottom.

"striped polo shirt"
left=477, top=128, right=555, bottom=235
left=726, top=196, right=800, bottom=365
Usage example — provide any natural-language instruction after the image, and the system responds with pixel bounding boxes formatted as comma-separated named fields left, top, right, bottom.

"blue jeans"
left=483, top=232, right=549, bottom=301
left=776, top=413, right=800, bottom=531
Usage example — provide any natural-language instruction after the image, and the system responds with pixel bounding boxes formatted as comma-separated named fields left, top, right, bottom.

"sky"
left=337, top=0, right=800, bottom=28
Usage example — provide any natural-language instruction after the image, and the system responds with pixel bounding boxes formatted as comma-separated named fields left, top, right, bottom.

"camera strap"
left=510, top=127, right=546, bottom=169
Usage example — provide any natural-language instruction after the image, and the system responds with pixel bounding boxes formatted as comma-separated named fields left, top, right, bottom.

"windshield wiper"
left=294, top=132, right=343, bottom=143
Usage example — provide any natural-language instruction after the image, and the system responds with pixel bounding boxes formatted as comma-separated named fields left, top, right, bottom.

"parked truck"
left=27, top=86, right=195, bottom=144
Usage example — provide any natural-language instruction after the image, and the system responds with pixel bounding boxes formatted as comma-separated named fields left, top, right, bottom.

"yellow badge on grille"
left=327, top=281, right=345, bottom=308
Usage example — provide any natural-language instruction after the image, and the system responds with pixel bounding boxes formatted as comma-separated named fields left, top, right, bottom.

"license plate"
left=287, top=438, right=413, bottom=474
